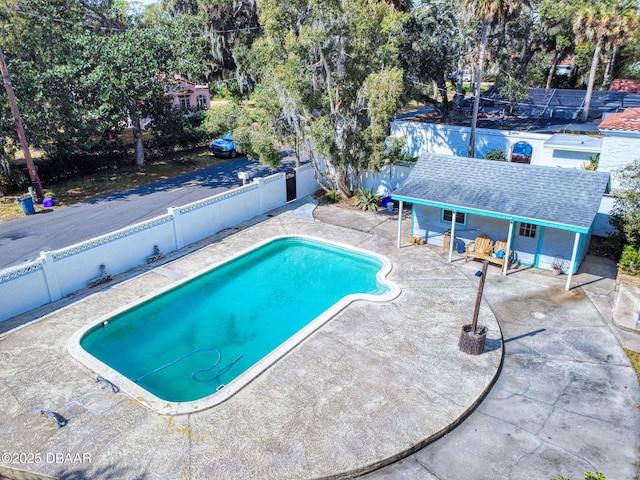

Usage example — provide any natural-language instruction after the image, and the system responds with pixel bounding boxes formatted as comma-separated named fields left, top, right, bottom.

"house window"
left=519, top=222, right=537, bottom=238
left=179, top=97, right=190, bottom=109
left=196, top=94, right=207, bottom=110
left=442, top=209, right=466, bottom=225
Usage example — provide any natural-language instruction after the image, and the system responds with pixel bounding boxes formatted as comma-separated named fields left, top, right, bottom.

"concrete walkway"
left=315, top=202, right=640, bottom=480
left=0, top=198, right=638, bottom=480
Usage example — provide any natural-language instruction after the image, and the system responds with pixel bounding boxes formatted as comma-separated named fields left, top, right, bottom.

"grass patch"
left=624, top=348, right=640, bottom=384
left=0, top=147, right=228, bottom=222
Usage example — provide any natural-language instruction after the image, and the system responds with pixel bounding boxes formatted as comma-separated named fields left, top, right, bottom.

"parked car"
left=209, top=132, right=239, bottom=158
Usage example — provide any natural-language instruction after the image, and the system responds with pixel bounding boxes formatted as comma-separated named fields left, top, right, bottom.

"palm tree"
left=463, top=0, right=521, bottom=158
left=601, top=1, right=639, bottom=86
left=573, top=0, right=638, bottom=122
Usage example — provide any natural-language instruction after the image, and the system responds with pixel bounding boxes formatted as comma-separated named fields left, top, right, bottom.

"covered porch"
left=391, top=153, right=610, bottom=290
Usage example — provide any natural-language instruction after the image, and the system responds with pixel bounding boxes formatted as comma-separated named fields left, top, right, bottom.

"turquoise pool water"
left=79, top=237, right=391, bottom=403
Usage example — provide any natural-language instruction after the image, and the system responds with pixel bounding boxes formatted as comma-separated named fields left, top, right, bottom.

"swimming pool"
left=68, top=236, right=399, bottom=414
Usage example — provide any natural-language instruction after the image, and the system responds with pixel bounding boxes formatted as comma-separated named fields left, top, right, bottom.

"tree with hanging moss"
left=234, top=0, right=408, bottom=197
left=400, top=0, right=471, bottom=121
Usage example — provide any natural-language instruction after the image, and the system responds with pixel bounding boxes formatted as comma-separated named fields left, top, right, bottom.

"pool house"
left=391, top=153, right=611, bottom=290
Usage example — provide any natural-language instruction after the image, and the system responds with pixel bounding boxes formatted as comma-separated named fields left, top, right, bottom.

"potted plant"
left=551, top=256, right=564, bottom=275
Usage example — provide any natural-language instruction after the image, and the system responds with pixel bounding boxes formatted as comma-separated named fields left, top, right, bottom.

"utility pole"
left=0, top=44, right=44, bottom=202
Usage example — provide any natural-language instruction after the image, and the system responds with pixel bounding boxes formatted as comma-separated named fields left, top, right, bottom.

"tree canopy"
left=225, top=0, right=408, bottom=196
left=1, top=0, right=640, bottom=192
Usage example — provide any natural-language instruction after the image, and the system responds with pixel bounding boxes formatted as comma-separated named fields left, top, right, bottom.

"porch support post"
left=503, top=220, right=514, bottom=276
left=396, top=200, right=404, bottom=249
left=565, top=232, right=580, bottom=290
left=448, top=213, right=456, bottom=262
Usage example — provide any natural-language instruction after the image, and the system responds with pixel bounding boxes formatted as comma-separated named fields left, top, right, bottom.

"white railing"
left=0, top=164, right=320, bottom=324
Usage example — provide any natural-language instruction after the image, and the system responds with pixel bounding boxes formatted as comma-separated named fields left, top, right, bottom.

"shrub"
left=608, top=159, right=640, bottom=261
left=0, top=173, right=11, bottom=195
left=325, top=190, right=340, bottom=203
left=551, top=472, right=606, bottom=480
left=581, top=154, right=600, bottom=171
left=618, top=245, right=640, bottom=275
left=353, top=187, right=381, bottom=212
left=484, top=149, right=506, bottom=161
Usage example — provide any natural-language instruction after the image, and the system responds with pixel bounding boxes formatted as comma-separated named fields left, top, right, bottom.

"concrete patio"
left=0, top=197, right=638, bottom=480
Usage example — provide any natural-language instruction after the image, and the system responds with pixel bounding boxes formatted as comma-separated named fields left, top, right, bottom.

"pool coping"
left=0, top=209, right=505, bottom=480
left=66, top=235, right=402, bottom=415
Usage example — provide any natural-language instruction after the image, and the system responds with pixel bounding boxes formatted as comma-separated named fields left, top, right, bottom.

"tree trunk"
left=0, top=151, right=11, bottom=178
left=602, top=44, right=618, bottom=87
left=335, top=169, right=352, bottom=198
left=468, top=23, right=488, bottom=158
left=131, top=115, right=145, bottom=169
left=546, top=50, right=561, bottom=90
left=437, top=77, right=452, bottom=121
left=454, top=59, right=464, bottom=110
left=581, top=39, right=602, bottom=122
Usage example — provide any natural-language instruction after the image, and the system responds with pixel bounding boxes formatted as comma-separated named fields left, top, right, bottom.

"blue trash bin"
left=18, top=197, right=35, bottom=215
left=454, top=239, right=465, bottom=254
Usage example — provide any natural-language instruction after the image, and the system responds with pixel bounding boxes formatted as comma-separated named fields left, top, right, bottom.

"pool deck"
left=1, top=197, right=639, bottom=480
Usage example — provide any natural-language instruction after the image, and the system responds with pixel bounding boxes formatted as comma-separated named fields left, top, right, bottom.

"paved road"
left=0, top=155, right=299, bottom=270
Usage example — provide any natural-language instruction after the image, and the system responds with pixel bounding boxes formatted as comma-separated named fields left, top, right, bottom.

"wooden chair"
left=465, top=234, right=511, bottom=268
left=464, top=234, right=492, bottom=262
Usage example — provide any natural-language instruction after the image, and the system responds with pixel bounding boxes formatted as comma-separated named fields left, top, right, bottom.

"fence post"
left=39, top=251, right=62, bottom=302
left=254, top=177, right=265, bottom=214
left=168, top=207, right=185, bottom=250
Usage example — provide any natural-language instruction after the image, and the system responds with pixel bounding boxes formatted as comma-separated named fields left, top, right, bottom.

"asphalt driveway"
left=0, top=155, right=299, bottom=270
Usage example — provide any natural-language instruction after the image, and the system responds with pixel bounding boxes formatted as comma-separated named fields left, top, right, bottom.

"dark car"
left=209, top=132, right=239, bottom=158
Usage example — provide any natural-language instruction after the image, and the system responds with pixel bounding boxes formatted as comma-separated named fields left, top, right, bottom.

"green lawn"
left=1, top=147, right=228, bottom=222
left=625, top=348, right=640, bottom=384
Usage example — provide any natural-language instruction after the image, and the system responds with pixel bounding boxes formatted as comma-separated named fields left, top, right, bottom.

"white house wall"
left=391, top=121, right=551, bottom=163
left=549, top=149, right=594, bottom=168
left=593, top=195, right=616, bottom=237
left=392, top=120, right=598, bottom=169
left=411, top=206, right=507, bottom=251
left=535, top=226, right=590, bottom=273
left=600, top=131, right=640, bottom=191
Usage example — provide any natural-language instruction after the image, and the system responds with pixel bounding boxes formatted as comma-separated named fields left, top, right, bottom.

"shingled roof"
left=391, top=153, right=610, bottom=233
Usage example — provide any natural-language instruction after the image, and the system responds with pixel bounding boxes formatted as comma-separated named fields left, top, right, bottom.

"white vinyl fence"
left=0, top=162, right=412, bottom=324
left=0, top=163, right=321, bottom=324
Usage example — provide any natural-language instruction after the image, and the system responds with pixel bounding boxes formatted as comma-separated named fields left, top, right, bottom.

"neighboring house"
left=166, top=74, right=212, bottom=111
left=389, top=113, right=640, bottom=236
left=554, top=54, right=576, bottom=78
left=609, top=79, right=640, bottom=94
left=130, top=74, right=213, bottom=131
left=390, top=120, right=602, bottom=169
left=599, top=108, right=640, bottom=185
left=391, top=153, right=610, bottom=287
